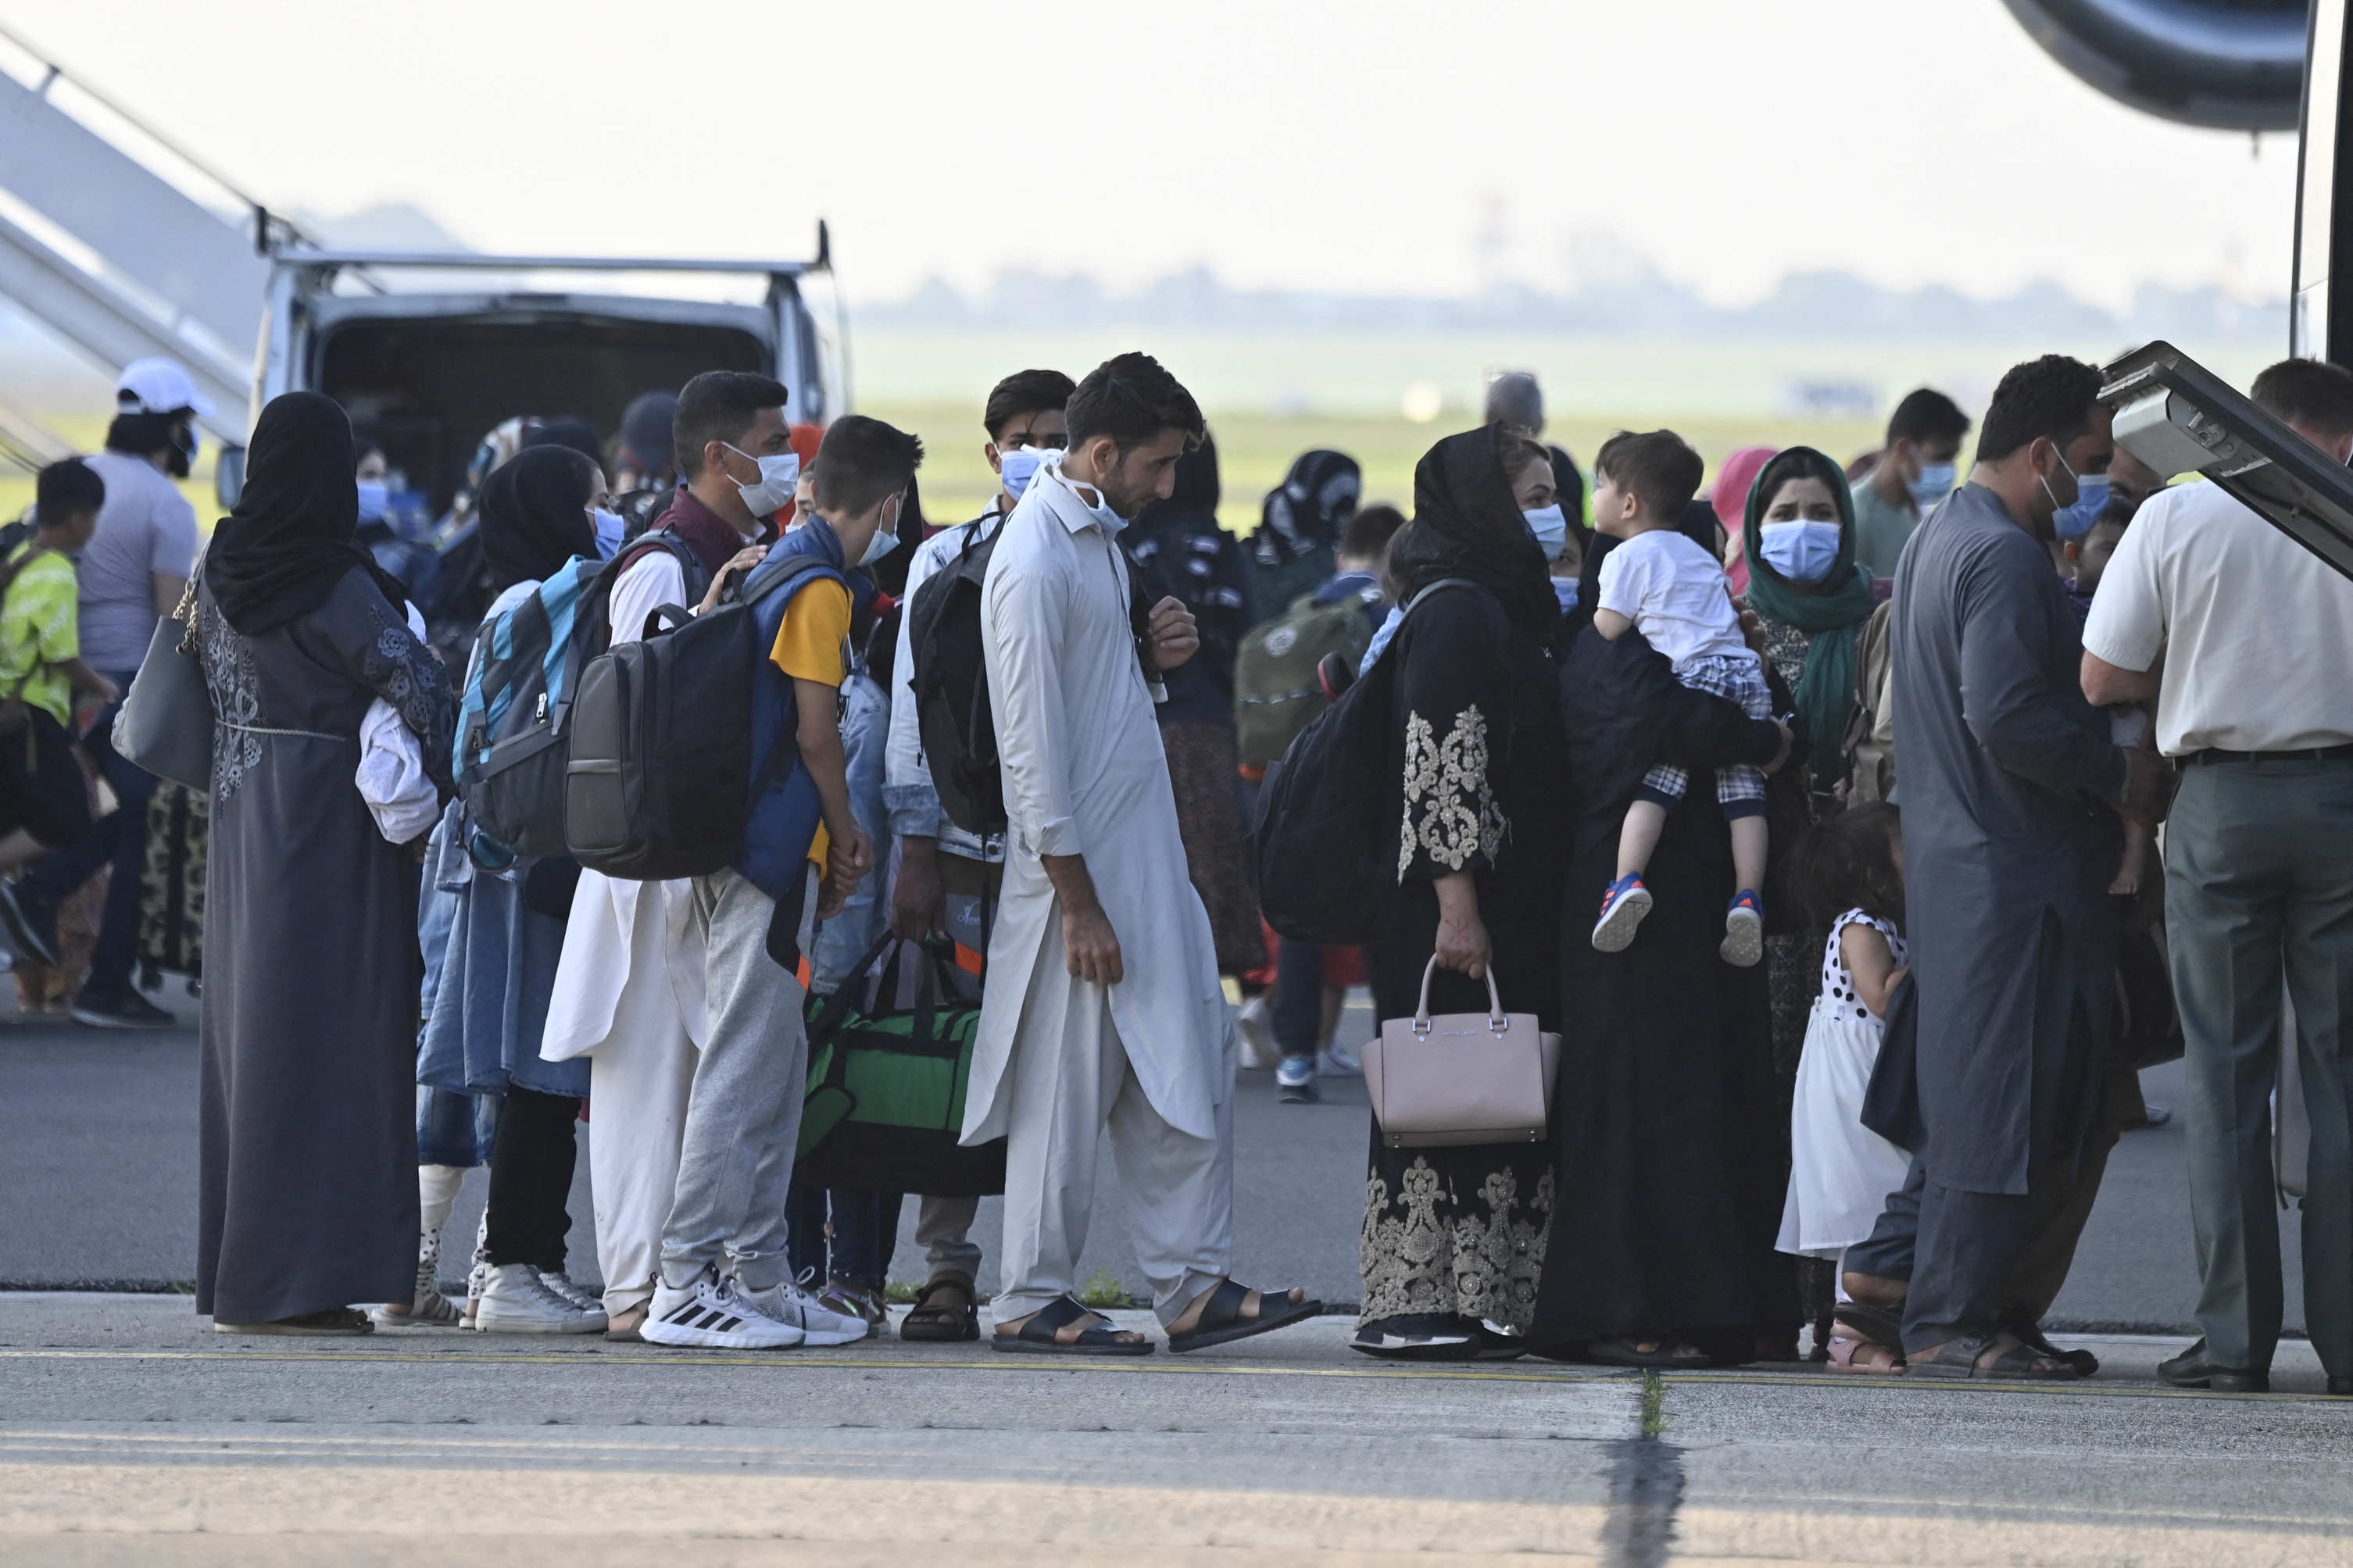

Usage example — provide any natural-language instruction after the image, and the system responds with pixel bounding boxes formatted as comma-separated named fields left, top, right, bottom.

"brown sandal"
left=900, top=1276, right=980, bottom=1343
left=1823, top=1327, right=1904, bottom=1374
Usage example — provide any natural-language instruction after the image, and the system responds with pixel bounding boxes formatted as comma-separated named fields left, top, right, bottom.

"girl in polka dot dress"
left=1777, top=804, right=1911, bottom=1279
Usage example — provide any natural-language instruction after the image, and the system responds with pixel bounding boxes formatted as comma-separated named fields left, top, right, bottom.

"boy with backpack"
left=0, top=459, right=113, bottom=956
left=640, top=413, right=920, bottom=1350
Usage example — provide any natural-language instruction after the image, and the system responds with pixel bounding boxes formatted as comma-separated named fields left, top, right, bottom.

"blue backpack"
left=453, top=533, right=703, bottom=860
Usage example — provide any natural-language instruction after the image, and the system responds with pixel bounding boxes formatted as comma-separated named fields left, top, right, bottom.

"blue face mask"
left=1759, top=520, right=1843, bottom=584
left=1522, top=502, right=1569, bottom=562
left=998, top=445, right=1047, bottom=502
left=1908, top=461, right=1957, bottom=511
left=592, top=507, right=625, bottom=559
left=356, top=479, right=389, bottom=522
left=2051, top=466, right=2111, bottom=540
left=1052, top=461, right=1128, bottom=538
left=1551, top=577, right=1579, bottom=613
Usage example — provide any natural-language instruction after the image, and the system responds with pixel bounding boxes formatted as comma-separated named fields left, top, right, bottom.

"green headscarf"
left=1740, top=447, right=1878, bottom=788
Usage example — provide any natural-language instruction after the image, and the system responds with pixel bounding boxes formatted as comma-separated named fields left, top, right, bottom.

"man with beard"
left=968, top=352, right=1320, bottom=1355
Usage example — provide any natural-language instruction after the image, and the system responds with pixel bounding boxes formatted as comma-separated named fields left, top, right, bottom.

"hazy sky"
left=1, top=0, right=2305, bottom=309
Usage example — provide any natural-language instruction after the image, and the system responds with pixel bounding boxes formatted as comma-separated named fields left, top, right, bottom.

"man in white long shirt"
left=882, top=369, right=1074, bottom=1340
left=969, top=352, right=1319, bottom=1354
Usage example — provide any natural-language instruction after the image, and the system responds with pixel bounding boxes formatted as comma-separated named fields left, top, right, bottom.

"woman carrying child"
left=1775, top=803, right=1913, bottom=1373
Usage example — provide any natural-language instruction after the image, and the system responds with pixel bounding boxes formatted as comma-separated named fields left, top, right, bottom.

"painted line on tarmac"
left=1664, top=1369, right=2353, bottom=1405
left=0, top=1347, right=1637, bottom=1386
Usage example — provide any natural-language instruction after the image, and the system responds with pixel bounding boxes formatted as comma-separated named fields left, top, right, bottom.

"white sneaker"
left=370, top=1253, right=460, bottom=1327
left=1317, top=1039, right=1364, bottom=1078
left=1237, top=994, right=1280, bottom=1070
left=474, top=1263, right=606, bottom=1334
left=642, top=1269, right=804, bottom=1349
left=536, top=1269, right=610, bottom=1328
left=746, top=1279, right=871, bottom=1346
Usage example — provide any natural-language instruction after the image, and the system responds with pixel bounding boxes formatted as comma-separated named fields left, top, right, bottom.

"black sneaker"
left=0, top=878, right=59, bottom=967
left=71, top=990, right=177, bottom=1030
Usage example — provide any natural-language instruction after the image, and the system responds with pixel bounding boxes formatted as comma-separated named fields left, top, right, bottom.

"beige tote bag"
left=1364, top=958, right=1561, bottom=1148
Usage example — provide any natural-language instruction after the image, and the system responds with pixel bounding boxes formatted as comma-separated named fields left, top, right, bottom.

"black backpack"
left=563, top=550, right=835, bottom=882
left=907, top=516, right=1012, bottom=836
left=908, top=513, right=1164, bottom=838
left=1250, top=578, right=1476, bottom=945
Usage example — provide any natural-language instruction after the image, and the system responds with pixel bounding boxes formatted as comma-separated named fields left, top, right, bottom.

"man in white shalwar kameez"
left=967, top=352, right=1319, bottom=1354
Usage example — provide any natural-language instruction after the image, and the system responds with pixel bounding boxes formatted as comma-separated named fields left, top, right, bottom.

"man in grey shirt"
left=22, top=359, right=202, bottom=1027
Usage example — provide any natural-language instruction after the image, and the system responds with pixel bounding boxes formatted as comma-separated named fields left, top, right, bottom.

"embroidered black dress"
left=1359, top=584, right=1569, bottom=1332
left=193, top=566, right=455, bottom=1324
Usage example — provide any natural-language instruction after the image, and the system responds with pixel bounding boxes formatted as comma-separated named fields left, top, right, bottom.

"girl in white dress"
left=1777, top=804, right=1911, bottom=1370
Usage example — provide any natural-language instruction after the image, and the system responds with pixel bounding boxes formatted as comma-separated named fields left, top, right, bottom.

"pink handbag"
left=1364, top=958, right=1561, bottom=1148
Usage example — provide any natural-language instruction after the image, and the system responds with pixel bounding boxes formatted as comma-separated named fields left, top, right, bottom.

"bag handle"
left=1413, top=955, right=1508, bottom=1037
left=805, top=928, right=900, bottom=1045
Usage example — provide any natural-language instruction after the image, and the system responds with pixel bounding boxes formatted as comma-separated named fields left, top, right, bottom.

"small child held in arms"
left=1774, top=803, right=1912, bottom=1374
left=1587, top=430, right=1775, bottom=966
left=2065, top=498, right=2151, bottom=895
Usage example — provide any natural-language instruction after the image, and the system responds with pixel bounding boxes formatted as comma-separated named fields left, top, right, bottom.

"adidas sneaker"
left=641, top=1267, right=804, bottom=1349
left=746, top=1277, right=871, bottom=1347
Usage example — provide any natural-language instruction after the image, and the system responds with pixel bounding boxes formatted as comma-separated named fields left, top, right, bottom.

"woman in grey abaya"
left=195, top=391, right=456, bottom=1334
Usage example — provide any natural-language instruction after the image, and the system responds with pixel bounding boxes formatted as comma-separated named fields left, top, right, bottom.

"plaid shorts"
left=1639, top=652, right=1772, bottom=815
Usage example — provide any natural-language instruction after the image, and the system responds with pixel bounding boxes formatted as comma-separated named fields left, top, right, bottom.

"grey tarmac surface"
left=0, top=986, right=2300, bottom=1330
left=0, top=1294, right=2349, bottom=1566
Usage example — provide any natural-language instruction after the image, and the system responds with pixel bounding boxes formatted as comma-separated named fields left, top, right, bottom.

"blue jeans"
left=33, top=672, right=152, bottom=999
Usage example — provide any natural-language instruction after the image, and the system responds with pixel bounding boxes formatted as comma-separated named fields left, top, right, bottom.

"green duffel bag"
left=796, top=934, right=1007, bottom=1198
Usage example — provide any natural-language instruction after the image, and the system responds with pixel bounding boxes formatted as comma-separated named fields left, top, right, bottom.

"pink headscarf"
left=1713, top=445, right=1779, bottom=596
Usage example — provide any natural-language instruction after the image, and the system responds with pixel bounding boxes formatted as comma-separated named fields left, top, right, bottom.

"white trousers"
left=586, top=897, right=697, bottom=1318
left=995, top=980, right=1233, bottom=1328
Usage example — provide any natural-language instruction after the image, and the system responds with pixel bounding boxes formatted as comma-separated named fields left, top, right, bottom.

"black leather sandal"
left=1166, top=1279, right=1323, bottom=1354
left=992, top=1294, right=1153, bottom=1356
left=1908, top=1332, right=2079, bottom=1380
left=900, top=1276, right=980, bottom=1343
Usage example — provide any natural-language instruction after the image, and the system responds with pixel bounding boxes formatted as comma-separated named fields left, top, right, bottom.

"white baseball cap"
left=114, top=358, right=215, bottom=418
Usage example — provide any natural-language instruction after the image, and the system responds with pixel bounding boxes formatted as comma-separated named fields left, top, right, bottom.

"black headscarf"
left=1389, top=424, right=1558, bottom=639
left=1250, top=448, right=1360, bottom=567
left=478, top=445, right=600, bottom=594
left=208, top=391, right=406, bottom=636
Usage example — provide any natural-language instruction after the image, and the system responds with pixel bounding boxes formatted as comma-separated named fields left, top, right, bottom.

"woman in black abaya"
left=1527, top=532, right=1799, bottom=1366
left=1354, top=425, right=1569, bottom=1361
left=195, top=391, right=456, bottom=1334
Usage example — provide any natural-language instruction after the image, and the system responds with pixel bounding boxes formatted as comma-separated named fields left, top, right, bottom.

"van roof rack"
left=270, top=246, right=822, bottom=277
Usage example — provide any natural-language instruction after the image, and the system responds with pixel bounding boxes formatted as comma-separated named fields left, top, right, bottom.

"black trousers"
left=484, top=1086, right=579, bottom=1271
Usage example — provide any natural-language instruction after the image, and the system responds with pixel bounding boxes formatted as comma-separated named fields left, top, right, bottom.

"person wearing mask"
left=538, top=371, right=790, bottom=1339
left=18, top=360, right=204, bottom=1023
left=1247, top=450, right=1361, bottom=617
left=1355, top=424, right=1570, bottom=1360
left=971, top=353, right=1318, bottom=1355
left=2083, top=358, right=2353, bottom=1397
left=1850, top=389, right=1972, bottom=580
left=1837, top=355, right=2164, bottom=1379
left=2103, top=445, right=2169, bottom=513
left=195, top=392, right=457, bottom=1335
left=882, top=369, right=1073, bottom=1341
left=1123, top=433, right=1263, bottom=979
left=412, top=446, right=610, bottom=1334
left=1486, top=372, right=1590, bottom=544
left=638, top=413, right=914, bottom=1352
left=1258, top=501, right=1406, bottom=1102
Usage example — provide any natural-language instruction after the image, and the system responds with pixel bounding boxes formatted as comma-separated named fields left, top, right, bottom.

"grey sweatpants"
left=2170, top=756, right=2353, bottom=1377
left=658, top=868, right=807, bottom=1293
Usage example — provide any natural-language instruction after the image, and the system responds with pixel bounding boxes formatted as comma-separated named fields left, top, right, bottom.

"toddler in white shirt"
left=1586, top=430, right=1775, bottom=967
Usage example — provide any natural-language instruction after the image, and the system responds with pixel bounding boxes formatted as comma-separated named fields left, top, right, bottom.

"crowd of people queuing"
left=16, top=335, right=2353, bottom=1391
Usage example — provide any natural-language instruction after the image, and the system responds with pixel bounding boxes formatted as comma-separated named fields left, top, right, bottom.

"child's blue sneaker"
left=1591, top=873, right=1654, bottom=953
left=1721, top=888, right=1764, bottom=968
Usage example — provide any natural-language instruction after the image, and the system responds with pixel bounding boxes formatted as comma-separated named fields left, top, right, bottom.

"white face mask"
left=1908, top=460, right=1957, bottom=510
left=857, top=493, right=904, bottom=567
left=1522, top=502, right=1569, bottom=561
left=591, top=507, right=625, bottom=559
left=997, top=445, right=1047, bottom=502
left=724, top=442, right=800, bottom=519
left=1049, top=452, right=1128, bottom=537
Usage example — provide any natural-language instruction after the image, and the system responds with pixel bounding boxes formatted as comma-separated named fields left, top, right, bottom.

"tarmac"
left=5, top=984, right=2350, bottom=1563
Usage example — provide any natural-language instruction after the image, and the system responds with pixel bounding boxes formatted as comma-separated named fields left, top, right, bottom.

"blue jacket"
left=735, top=519, right=871, bottom=902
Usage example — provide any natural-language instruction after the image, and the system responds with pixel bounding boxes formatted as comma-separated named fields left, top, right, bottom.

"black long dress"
left=1360, top=585, right=1569, bottom=1332
left=1529, top=625, right=1796, bottom=1357
left=195, top=566, right=455, bottom=1323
